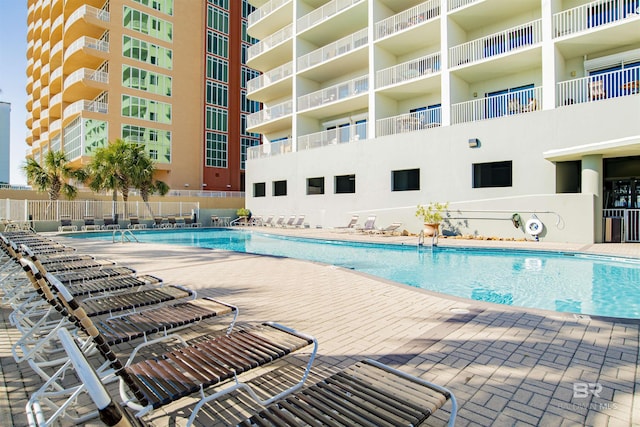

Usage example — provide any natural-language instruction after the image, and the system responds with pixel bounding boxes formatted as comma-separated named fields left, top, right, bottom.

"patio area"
left=1, top=229, right=639, bottom=426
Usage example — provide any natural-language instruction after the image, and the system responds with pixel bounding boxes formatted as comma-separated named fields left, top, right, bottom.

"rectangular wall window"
left=240, top=137, right=259, bottom=170
left=307, top=177, right=325, bottom=195
left=207, top=55, right=228, bottom=82
left=473, top=161, right=512, bottom=188
left=122, top=65, right=172, bottom=96
left=273, top=180, right=287, bottom=196
left=392, top=169, right=420, bottom=191
left=253, top=182, right=265, bottom=197
left=121, top=95, right=172, bottom=124
left=123, top=35, right=173, bottom=69
left=205, top=106, right=228, bottom=131
left=207, top=30, right=229, bottom=57
left=206, top=81, right=228, bottom=107
left=205, top=131, right=227, bottom=168
left=207, top=5, right=229, bottom=32
left=123, top=6, right=173, bottom=42
left=335, top=174, right=356, bottom=194
left=131, top=0, right=173, bottom=15
left=122, top=124, right=172, bottom=163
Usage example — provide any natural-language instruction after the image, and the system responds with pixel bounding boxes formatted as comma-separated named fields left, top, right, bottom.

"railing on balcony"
left=51, top=41, right=63, bottom=58
left=451, top=86, right=542, bottom=124
left=49, top=119, right=62, bottom=134
left=64, top=67, right=109, bottom=89
left=246, top=100, right=293, bottom=128
left=248, top=0, right=291, bottom=27
left=554, top=0, right=640, bottom=38
left=247, top=24, right=293, bottom=61
left=247, top=61, right=293, bottom=93
left=448, top=0, right=481, bottom=11
left=65, top=4, right=110, bottom=32
left=298, top=123, right=367, bottom=151
left=247, top=138, right=293, bottom=160
left=50, top=66, right=63, bottom=83
left=64, top=36, right=109, bottom=61
left=377, top=108, right=442, bottom=137
left=556, top=67, right=640, bottom=106
left=298, top=75, right=368, bottom=111
left=64, top=99, right=108, bottom=117
left=375, top=0, right=440, bottom=40
left=298, top=28, right=368, bottom=71
left=377, top=53, right=440, bottom=88
left=297, top=0, right=364, bottom=33
left=449, top=19, right=542, bottom=67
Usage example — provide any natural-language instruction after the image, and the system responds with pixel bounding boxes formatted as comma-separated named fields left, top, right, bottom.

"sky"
left=0, top=1, right=29, bottom=185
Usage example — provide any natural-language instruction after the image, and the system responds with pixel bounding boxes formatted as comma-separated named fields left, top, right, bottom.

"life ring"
left=525, top=218, right=543, bottom=235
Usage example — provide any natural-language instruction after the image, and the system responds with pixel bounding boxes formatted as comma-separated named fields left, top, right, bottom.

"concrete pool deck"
left=1, top=227, right=639, bottom=426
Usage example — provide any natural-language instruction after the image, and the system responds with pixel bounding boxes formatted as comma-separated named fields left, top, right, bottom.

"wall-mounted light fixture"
left=184, top=183, right=189, bottom=188
left=468, top=138, right=480, bottom=148
left=473, top=92, right=478, bottom=98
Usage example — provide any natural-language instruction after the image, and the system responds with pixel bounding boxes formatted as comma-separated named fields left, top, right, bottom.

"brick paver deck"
left=1, top=228, right=639, bottom=426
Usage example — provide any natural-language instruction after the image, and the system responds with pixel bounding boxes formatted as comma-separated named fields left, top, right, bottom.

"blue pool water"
left=70, top=228, right=640, bottom=319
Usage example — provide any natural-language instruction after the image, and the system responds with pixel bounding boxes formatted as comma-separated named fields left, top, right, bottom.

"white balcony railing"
left=64, top=99, right=108, bottom=118
left=246, top=100, right=293, bottom=128
left=375, top=0, right=440, bottom=40
left=247, top=24, right=293, bottom=61
left=297, top=28, right=368, bottom=71
left=247, top=61, right=293, bottom=93
left=50, top=119, right=62, bottom=134
left=64, top=36, right=109, bottom=61
left=554, top=0, right=640, bottom=38
left=51, top=14, right=64, bottom=33
left=448, top=0, right=481, bottom=11
left=451, top=86, right=542, bottom=125
left=297, top=75, right=368, bottom=111
left=298, top=124, right=367, bottom=151
left=248, top=0, right=291, bottom=27
left=247, top=138, right=293, bottom=160
left=50, top=93, right=62, bottom=107
left=376, top=108, right=442, bottom=137
left=449, top=19, right=542, bottom=67
left=65, top=4, right=110, bottom=32
left=556, top=67, right=640, bottom=106
left=51, top=41, right=63, bottom=58
left=377, top=53, right=440, bottom=88
left=297, top=0, right=364, bottom=33
left=64, top=67, right=109, bottom=90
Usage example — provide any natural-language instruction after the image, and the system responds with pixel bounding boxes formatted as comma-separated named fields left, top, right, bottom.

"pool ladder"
left=418, top=230, right=438, bottom=248
left=112, top=229, right=139, bottom=244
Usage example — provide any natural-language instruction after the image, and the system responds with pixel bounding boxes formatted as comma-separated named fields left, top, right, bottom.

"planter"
left=423, top=223, right=439, bottom=237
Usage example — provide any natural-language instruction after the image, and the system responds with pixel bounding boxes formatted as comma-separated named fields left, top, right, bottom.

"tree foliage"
left=22, top=151, right=86, bottom=200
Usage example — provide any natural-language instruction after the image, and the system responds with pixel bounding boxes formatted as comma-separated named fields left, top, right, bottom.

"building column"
left=582, top=154, right=603, bottom=243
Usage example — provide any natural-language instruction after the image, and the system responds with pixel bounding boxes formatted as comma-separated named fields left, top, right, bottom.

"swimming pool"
left=70, top=228, right=640, bottom=319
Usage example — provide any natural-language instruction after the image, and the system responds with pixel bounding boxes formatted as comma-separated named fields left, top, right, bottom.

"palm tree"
left=23, top=151, right=86, bottom=200
left=126, top=143, right=170, bottom=216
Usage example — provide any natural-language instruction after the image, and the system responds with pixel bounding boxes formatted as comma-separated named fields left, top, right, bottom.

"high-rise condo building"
left=244, top=0, right=640, bottom=243
left=25, top=0, right=260, bottom=192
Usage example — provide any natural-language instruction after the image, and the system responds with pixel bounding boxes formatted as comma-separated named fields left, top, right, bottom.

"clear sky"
left=0, top=1, right=29, bottom=185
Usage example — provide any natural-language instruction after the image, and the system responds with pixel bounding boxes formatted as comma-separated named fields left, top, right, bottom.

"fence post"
left=24, top=199, right=29, bottom=221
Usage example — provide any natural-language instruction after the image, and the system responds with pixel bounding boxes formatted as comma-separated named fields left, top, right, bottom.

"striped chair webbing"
left=78, top=285, right=193, bottom=317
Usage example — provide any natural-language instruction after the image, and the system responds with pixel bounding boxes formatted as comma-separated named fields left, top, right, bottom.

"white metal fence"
left=451, top=86, right=542, bottom=124
left=297, top=75, right=368, bottom=111
left=556, top=67, right=640, bottom=106
left=554, top=0, right=640, bottom=38
left=0, top=199, right=200, bottom=222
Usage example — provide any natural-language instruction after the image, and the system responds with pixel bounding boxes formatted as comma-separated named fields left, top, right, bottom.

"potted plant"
left=416, top=202, right=448, bottom=237
left=236, top=208, right=251, bottom=224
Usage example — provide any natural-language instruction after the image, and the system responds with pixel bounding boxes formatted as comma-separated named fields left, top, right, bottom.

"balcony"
left=246, top=61, right=293, bottom=103
left=246, top=24, right=293, bottom=71
left=375, top=0, right=441, bottom=56
left=448, top=0, right=541, bottom=32
left=246, top=100, right=293, bottom=133
left=41, top=86, right=49, bottom=107
left=63, top=36, right=110, bottom=70
left=451, top=86, right=542, bottom=125
left=63, top=99, right=108, bottom=126
left=297, top=0, right=367, bottom=46
left=297, top=28, right=368, bottom=81
left=50, top=40, right=63, bottom=68
left=298, top=75, right=368, bottom=118
left=555, top=0, right=640, bottom=37
left=63, top=67, right=109, bottom=101
left=377, top=53, right=440, bottom=89
left=247, top=138, right=293, bottom=160
left=450, top=19, right=542, bottom=69
left=50, top=66, right=63, bottom=92
left=49, top=119, right=62, bottom=137
left=50, top=14, right=63, bottom=43
left=298, top=124, right=367, bottom=151
left=377, top=109, right=442, bottom=137
left=64, top=4, right=110, bottom=42
left=556, top=67, right=640, bottom=107
left=247, top=0, right=292, bottom=40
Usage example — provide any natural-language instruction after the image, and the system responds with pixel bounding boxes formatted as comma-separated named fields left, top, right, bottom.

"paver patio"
left=1, top=229, right=639, bottom=426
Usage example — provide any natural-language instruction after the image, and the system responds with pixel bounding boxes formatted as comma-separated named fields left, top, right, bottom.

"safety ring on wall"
left=525, top=218, right=543, bottom=235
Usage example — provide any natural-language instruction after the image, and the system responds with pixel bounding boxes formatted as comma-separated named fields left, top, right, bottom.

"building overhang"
left=543, top=135, right=640, bottom=162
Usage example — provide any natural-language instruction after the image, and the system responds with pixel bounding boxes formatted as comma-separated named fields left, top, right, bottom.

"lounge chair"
left=210, top=215, right=220, bottom=226
left=127, top=216, right=147, bottom=230
left=183, top=216, right=201, bottom=227
left=152, top=216, right=165, bottom=228
left=590, top=80, right=606, bottom=100
left=283, top=215, right=296, bottom=227
left=356, top=215, right=377, bottom=233
left=57, top=215, right=77, bottom=232
left=28, top=276, right=317, bottom=425
left=45, top=330, right=457, bottom=427
left=273, top=215, right=285, bottom=227
left=80, top=216, right=100, bottom=231
left=370, top=222, right=403, bottom=235
left=166, top=215, right=180, bottom=228
left=261, top=215, right=274, bottom=227
left=335, top=215, right=359, bottom=231
left=102, top=215, right=120, bottom=230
